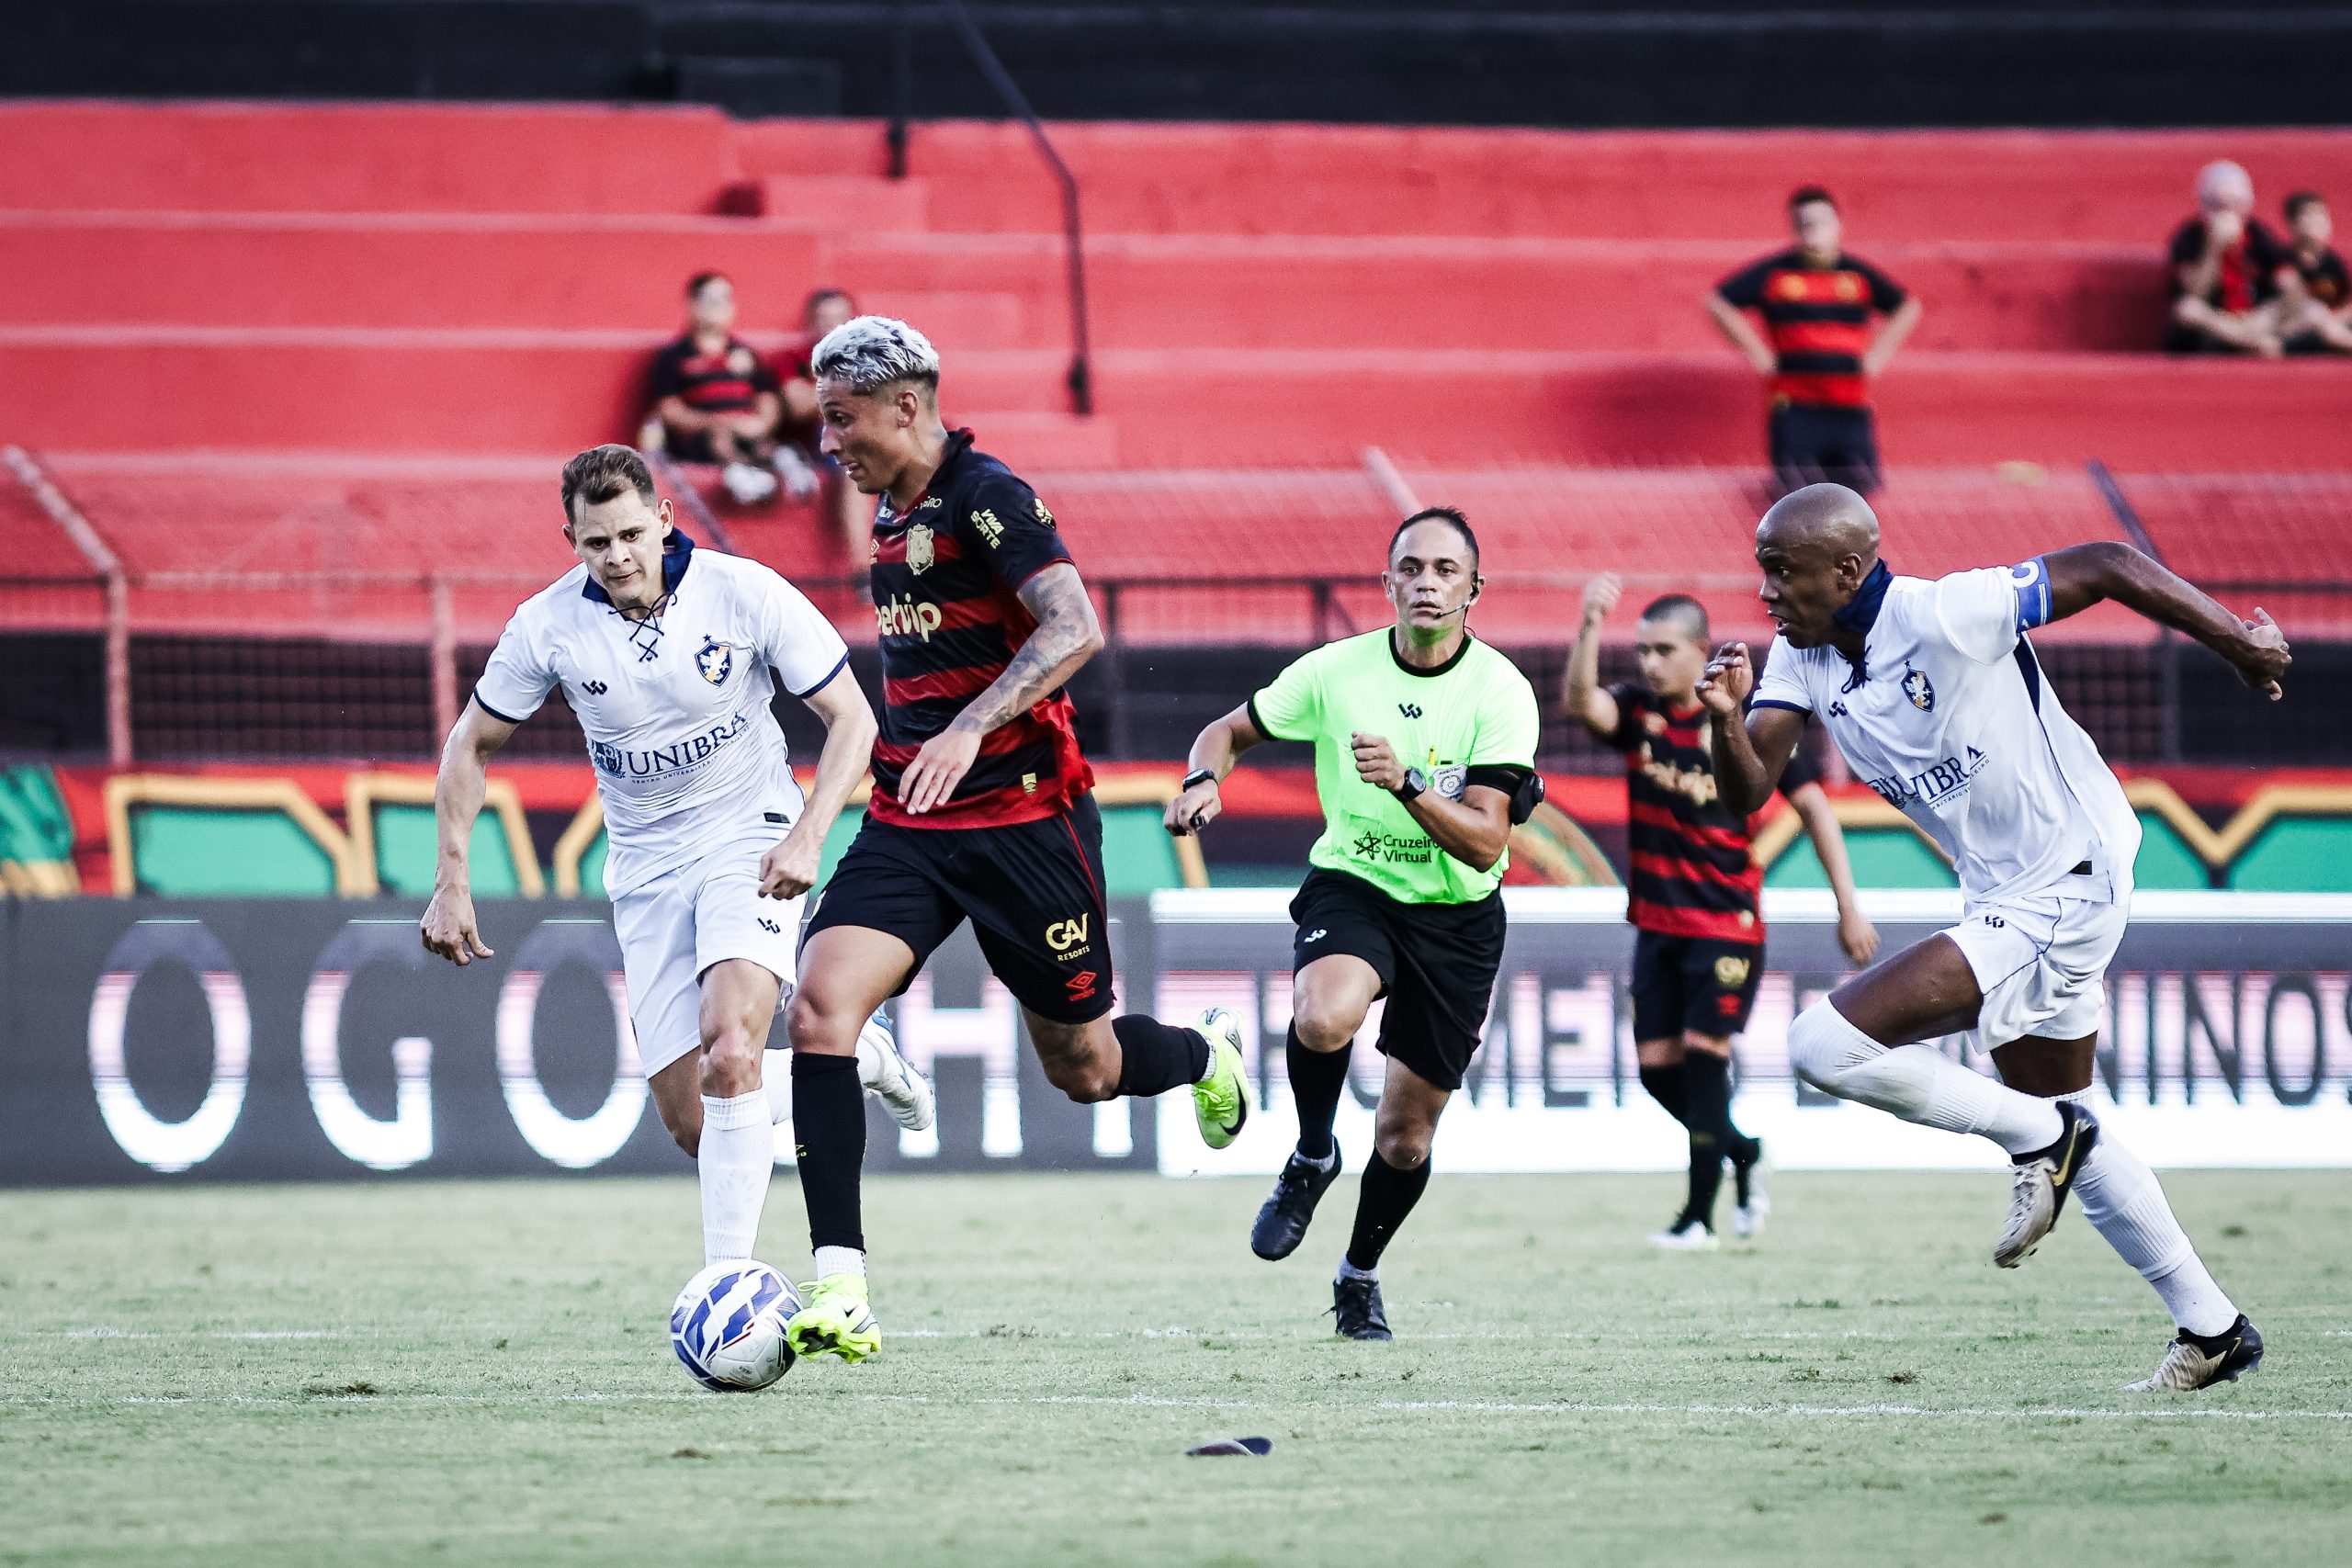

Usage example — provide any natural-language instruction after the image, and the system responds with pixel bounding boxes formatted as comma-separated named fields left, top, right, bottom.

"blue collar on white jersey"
left=1829, top=558, right=1893, bottom=690
left=581, top=526, right=695, bottom=605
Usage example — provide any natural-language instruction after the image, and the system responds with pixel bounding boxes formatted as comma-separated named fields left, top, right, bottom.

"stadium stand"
left=2, top=102, right=2347, bottom=804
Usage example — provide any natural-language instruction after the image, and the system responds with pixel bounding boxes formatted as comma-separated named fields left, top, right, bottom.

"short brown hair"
left=1789, top=185, right=1838, bottom=213
left=560, top=445, right=656, bottom=524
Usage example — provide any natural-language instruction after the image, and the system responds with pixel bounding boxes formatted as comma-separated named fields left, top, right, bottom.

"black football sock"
left=790, top=1052, right=866, bottom=1251
left=1343, top=1150, right=1432, bottom=1273
left=1683, top=1050, right=1761, bottom=1166
left=1638, top=1063, right=1693, bottom=1127
left=1286, top=1027, right=1352, bottom=1161
left=1682, top=1051, right=1758, bottom=1227
left=1111, top=1014, right=1213, bottom=1098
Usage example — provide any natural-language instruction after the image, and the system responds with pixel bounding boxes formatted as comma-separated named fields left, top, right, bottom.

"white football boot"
left=1647, top=1215, right=1720, bottom=1253
left=856, top=1011, right=934, bottom=1132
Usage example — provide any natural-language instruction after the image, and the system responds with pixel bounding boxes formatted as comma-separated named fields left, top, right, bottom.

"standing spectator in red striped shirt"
left=1565, top=575, right=1877, bottom=1250
left=1708, top=187, right=1924, bottom=496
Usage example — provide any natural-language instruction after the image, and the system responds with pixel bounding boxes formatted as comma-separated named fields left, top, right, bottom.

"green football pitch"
left=4, top=1170, right=2348, bottom=1568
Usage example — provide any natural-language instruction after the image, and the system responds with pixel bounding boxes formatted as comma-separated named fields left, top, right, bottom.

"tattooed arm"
left=897, top=562, right=1105, bottom=814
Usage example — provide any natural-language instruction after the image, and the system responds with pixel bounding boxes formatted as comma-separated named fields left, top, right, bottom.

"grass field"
left=4, top=1169, right=2349, bottom=1567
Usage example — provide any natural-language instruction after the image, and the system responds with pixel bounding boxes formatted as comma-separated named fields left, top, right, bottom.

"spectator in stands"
left=2273, top=191, right=2352, bottom=355
left=783, top=288, right=874, bottom=561
left=1707, top=187, right=1922, bottom=496
left=644, top=271, right=818, bottom=505
left=2165, top=161, right=2289, bottom=356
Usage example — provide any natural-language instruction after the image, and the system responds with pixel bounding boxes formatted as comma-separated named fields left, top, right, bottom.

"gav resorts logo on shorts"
left=1045, top=915, right=1092, bottom=957
left=1901, top=665, right=1935, bottom=711
left=695, top=637, right=734, bottom=685
left=1713, top=953, right=1752, bottom=988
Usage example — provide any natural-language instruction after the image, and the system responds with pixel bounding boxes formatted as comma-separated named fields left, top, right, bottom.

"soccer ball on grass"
left=670, top=1260, right=799, bottom=1391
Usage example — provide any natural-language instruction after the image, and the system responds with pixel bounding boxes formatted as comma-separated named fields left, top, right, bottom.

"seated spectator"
left=1706, top=186, right=1922, bottom=496
left=2274, top=190, right=2352, bottom=355
left=643, top=271, right=815, bottom=505
left=783, top=288, right=874, bottom=561
left=2165, top=161, right=2289, bottom=356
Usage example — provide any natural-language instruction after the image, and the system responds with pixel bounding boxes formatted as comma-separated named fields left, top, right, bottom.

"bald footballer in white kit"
left=422, top=444, right=932, bottom=1269
left=1700, top=481, right=2290, bottom=1392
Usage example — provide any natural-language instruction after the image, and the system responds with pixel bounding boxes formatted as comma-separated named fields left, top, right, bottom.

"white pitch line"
left=1373, top=1398, right=2352, bottom=1422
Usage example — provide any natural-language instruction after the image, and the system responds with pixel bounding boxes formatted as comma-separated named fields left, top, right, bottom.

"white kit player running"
left=422, top=444, right=933, bottom=1269
left=1700, top=482, right=2291, bottom=1393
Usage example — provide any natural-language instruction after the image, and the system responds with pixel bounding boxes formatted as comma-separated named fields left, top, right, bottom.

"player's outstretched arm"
left=899, top=562, right=1105, bottom=815
left=760, top=666, right=880, bottom=899
left=1562, top=574, right=1622, bottom=738
left=1351, top=733, right=1514, bottom=873
left=1697, top=642, right=1805, bottom=817
left=2040, top=542, right=2290, bottom=700
left=421, top=697, right=519, bottom=965
left=1166, top=704, right=1266, bottom=837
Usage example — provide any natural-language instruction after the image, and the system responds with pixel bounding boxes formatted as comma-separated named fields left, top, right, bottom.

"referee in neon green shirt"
left=1168, top=508, right=1541, bottom=1340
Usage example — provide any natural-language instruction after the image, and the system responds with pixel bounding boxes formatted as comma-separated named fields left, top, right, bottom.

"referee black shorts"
left=1289, top=867, right=1505, bottom=1093
left=804, top=793, right=1114, bottom=1025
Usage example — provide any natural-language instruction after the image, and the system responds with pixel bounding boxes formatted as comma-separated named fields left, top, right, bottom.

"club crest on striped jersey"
left=906, top=522, right=935, bottom=575
left=695, top=637, right=734, bottom=685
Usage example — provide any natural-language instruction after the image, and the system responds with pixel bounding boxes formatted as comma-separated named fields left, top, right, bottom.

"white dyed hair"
left=2196, top=159, right=2254, bottom=211
left=810, top=314, right=941, bottom=395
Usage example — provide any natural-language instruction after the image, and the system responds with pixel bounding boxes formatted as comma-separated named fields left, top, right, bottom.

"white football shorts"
left=611, top=833, right=802, bottom=1077
left=1941, top=884, right=2129, bottom=1054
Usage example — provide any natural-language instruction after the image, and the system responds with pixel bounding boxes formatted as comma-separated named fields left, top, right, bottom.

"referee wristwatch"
left=1182, top=767, right=1218, bottom=793
left=1393, top=767, right=1429, bottom=803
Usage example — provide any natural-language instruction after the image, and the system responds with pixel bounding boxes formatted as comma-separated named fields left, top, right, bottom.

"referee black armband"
left=1464, top=765, right=1545, bottom=825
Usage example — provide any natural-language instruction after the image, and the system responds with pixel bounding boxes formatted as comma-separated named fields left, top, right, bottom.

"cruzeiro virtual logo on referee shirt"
left=589, top=714, right=753, bottom=783
left=1350, top=828, right=1436, bottom=865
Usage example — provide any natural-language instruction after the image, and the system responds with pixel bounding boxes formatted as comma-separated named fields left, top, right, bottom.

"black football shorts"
left=805, top=793, right=1114, bottom=1024
left=1289, top=867, right=1506, bottom=1093
left=1631, top=930, right=1764, bottom=1042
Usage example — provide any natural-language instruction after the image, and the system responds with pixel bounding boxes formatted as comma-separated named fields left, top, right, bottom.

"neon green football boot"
left=1191, top=1009, right=1251, bottom=1150
left=786, top=1273, right=881, bottom=1364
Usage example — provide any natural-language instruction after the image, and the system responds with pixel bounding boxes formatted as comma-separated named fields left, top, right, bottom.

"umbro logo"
left=1826, top=701, right=1848, bottom=717
left=581, top=680, right=608, bottom=696
left=1398, top=704, right=1422, bottom=718
left=757, top=918, right=781, bottom=934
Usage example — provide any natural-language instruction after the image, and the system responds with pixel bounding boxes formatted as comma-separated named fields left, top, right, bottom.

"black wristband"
left=1392, top=773, right=1426, bottom=804
left=1182, top=767, right=1217, bottom=792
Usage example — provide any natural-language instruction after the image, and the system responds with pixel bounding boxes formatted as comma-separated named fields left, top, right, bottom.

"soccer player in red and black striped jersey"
left=777, top=316, right=1250, bottom=1362
left=1708, top=186, right=1923, bottom=496
left=1566, top=575, right=1878, bottom=1248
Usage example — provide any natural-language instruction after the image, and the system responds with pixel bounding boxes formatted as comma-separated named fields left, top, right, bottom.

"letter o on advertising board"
left=302, top=920, right=436, bottom=1171
left=85, top=919, right=251, bottom=1174
left=495, top=919, right=646, bottom=1168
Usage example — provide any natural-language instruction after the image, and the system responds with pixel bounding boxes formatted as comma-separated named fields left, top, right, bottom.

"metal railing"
left=888, top=0, right=1094, bottom=416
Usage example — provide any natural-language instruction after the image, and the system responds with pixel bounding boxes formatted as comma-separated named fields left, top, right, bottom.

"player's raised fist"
left=420, top=886, right=492, bottom=965
left=2234, top=608, right=2290, bottom=700
left=1580, top=573, right=1623, bottom=626
left=1696, top=642, right=1753, bottom=715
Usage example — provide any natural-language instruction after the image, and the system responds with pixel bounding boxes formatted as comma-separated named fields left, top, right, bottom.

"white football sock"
left=813, top=1245, right=866, bottom=1280
left=762, top=1049, right=792, bottom=1123
left=2056, top=1090, right=2239, bottom=1336
left=1786, top=999, right=2064, bottom=1157
left=698, top=1089, right=774, bottom=1265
